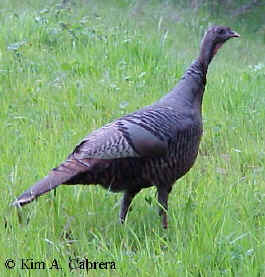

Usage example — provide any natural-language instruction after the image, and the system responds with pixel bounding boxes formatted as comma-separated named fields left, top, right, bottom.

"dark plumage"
left=12, top=26, right=239, bottom=228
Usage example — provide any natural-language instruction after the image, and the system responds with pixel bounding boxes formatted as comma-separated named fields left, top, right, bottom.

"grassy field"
left=0, top=0, right=264, bottom=276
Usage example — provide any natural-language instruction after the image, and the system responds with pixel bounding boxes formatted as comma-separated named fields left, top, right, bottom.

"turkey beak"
left=229, top=30, right=240, bottom=38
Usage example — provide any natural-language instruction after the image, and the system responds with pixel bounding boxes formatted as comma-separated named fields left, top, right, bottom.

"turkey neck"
left=157, top=59, right=206, bottom=118
left=199, top=34, right=220, bottom=73
left=157, top=36, right=218, bottom=117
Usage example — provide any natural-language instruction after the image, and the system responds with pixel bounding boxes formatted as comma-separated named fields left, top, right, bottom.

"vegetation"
left=1, top=0, right=264, bottom=276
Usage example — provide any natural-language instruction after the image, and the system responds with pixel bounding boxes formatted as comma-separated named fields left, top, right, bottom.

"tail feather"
left=12, top=157, right=90, bottom=207
left=12, top=172, right=70, bottom=207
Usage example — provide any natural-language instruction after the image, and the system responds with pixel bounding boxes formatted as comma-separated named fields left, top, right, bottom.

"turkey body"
left=64, top=59, right=205, bottom=192
left=12, top=26, right=239, bottom=228
left=65, top=105, right=202, bottom=193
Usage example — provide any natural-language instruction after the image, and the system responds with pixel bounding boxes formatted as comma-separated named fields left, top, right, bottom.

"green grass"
left=1, top=0, right=264, bottom=276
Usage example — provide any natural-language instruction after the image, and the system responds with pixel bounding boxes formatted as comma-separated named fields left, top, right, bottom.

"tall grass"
left=1, top=0, right=264, bottom=276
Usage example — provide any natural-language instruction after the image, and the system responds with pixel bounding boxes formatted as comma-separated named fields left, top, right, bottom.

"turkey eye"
left=218, top=29, right=225, bottom=34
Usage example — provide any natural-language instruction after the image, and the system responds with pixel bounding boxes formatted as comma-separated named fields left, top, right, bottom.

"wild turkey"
left=12, top=26, right=239, bottom=228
